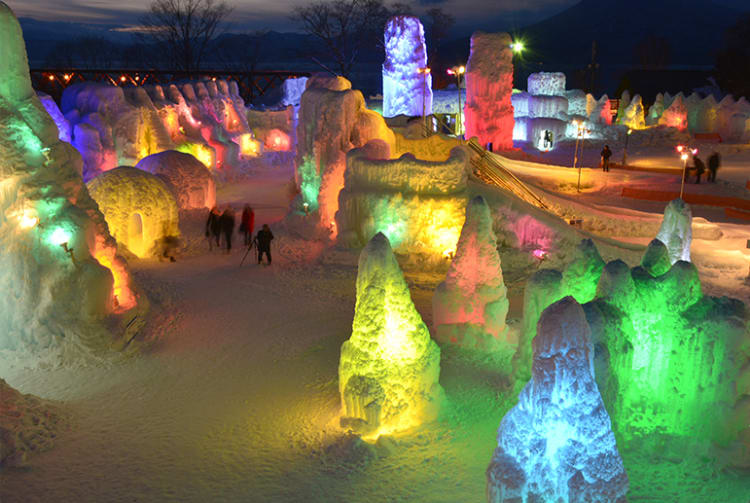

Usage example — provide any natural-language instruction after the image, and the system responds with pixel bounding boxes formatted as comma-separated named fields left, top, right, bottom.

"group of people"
left=689, top=152, right=721, bottom=184
left=205, top=205, right=274, bottom=264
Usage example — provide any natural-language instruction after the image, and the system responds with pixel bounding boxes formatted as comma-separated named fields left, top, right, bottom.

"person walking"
left=240, top=204, right=255, bottom=246
left=219, top=207, right=236, bottom=253
left=707, top=151, right=720, bottom=182
left=256, top=224, right=274, bottom=265
left=600, top=145, right=612, bottom=172
left=693, top=155, right=705, bottom=184
left=205, top=206, right=222, bottom=251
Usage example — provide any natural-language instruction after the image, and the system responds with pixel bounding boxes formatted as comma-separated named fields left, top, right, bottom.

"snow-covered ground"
left=2, top=144, right=749, bottom=502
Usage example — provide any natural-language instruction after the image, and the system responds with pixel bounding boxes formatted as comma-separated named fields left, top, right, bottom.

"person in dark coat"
left=256, top=224, right=274, bottom=265
left=205, top=206, right=221, bottom=251
left=219, top=207, right=235, bottom=253
left=239, top=204, right=255, bottom=246
left=600, top=145, right=612, bottom=172
left=693, top=155, right=705, bottom=184
left=707, top=151, right=720, bottom=182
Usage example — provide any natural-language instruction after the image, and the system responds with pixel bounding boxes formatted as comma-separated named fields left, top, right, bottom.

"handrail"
left=467, top=138, right=548, bottom=210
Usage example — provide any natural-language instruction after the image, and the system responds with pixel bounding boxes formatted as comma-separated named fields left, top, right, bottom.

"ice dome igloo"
left=136, top=150, right=216, bottom=210
left=87, top=167, right=179, bottom=258
left=339, top=233, right=443, bottom=439
left=487, top=297, right=628, bottom=503
left=0, top=0, right=139, bottom=360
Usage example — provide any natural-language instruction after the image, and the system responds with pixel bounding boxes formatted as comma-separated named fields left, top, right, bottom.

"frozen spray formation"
left=136, top=150, right=216, bottom=210
left=464, top=32, right=515, bottom=151
left=432, top=195, right=510, bottom=349
left=382, top=16, right=432, bottom=118
left=487, top=297, right=629, bottom=503
left=0, top=1, right=138, bottom=359
left=655, top=198, right=692, bottom=264
left=339, top=233, right=443, bottom=438
left=512, top=237, right=750, bottom=467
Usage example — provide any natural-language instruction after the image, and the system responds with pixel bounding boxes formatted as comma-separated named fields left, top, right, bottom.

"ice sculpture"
left=655, top=198, right=692, bottom=264
left=37, top=92, right=71, bottom=142
left=527, top=72, right=566, bottom=97
left=589, top=259, right=749, bottom=464
left=335, top=141, right=468, bottom=256
left=646, top=93, right=665, bottom=125
left=659, top=93, right=687, bottom=130
left=615, top=90, right=630, bottom=123
left=0, top=1, right=138, bottom=359
left=87, top=167, right=179, bottom=258
left=464, top=32, right=515, bottom=151
left=589, top=94, right=612, bottom=125
left=382, top=16, right=432, bottom=118
left=136, top=150, right=216, bottom=210
left=432, top=196, right=510, bottom=349
left=561, top=238, right=605, bottom=304
left=619, top=94, right=645, bottom=129
left=339, top=233, right=443, bottom=438
left=487, top=297, right=629, bottom=503
left=296, top=74, right=394, bottom=231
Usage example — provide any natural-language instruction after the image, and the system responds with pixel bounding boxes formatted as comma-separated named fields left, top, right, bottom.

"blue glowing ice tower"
left=382, top=16, right=432, bottom=118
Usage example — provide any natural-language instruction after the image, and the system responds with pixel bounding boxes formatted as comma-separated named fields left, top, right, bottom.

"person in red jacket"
left=239, top=204, right=255, bottom=246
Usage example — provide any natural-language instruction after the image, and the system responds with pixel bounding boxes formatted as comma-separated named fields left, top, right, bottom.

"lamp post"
left=418, top=67, right=431, bottom=132
left=447, top=65, right=465, bottom=136
left=622, top=128, right=632, bottom=165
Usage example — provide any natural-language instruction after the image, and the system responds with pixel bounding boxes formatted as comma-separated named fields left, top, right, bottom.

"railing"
left=467, top=138, right=548, bottom=210
left=29, top=68, right=311, bottom=104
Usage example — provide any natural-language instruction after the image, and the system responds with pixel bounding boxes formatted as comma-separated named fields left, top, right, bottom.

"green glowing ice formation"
left=298, top=154, right=321, bottom=211
left=513, top=238, right=750, bottom=466
left=488, top=297, right=628, bottom=503
left=339, top=232, right=443, bottom=438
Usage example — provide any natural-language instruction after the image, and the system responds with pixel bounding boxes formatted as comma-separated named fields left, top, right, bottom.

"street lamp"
left=510, top=41, right=525, bottom=54
left=417, top=67, right=431, bottom=132
left=622, top=128, right=633, bottom=165
left=447, top=65, right=465, bottom=136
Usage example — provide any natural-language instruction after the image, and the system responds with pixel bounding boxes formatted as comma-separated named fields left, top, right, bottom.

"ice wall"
left=136, top=150, right=216, bottom=210
left=488, top=297, right=629, bottom=503
left=432, top=195, right=510, bottom=350
left=382, top=16, right=432, bottom=118
left=296, top=75, right=394, bottom=233
left=336, top=142, right=469, bottom=256
left=655, top=198, right=692, bottom=264
left=0, top=1, right=138, bottom=361
left=339, top=233, right=443, bottom=438
left=464, top=32, right=514, bottom=151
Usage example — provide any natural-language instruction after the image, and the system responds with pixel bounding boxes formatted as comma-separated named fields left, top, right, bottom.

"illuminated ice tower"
left=464, top=32, right=515, bottom=150
left=382, top=16, right=432, bottom=118
left=339, top=233, right=443, bottom=438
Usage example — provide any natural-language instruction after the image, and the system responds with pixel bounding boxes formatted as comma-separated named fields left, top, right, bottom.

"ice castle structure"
left=382, top=16, right=432, bottom=118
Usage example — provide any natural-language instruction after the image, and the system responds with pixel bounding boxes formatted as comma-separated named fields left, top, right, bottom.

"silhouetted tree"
left=714, top=13, right=750, bottom=98
left=292, top=0, right=391, bottom=78
left=214, top=31, right=269, bottom=72
left=139, top=0, right=232, bottom=73
left=425, top=7, right=454, bottom=67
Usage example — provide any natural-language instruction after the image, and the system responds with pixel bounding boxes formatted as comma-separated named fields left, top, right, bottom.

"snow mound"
left=0, top=379, right=67, bottom=467
left=136, top=150, right=216, bottom=210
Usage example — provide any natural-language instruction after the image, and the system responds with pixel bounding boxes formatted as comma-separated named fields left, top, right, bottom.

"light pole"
left=418, top=67, right=431, bottom=132
left=622, top=128, right=632, bottom=165
left=447, top=65, right=465, bottom=136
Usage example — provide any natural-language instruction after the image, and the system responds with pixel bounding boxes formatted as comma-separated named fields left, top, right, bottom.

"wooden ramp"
left=467, top=138, right=548, bottom=210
